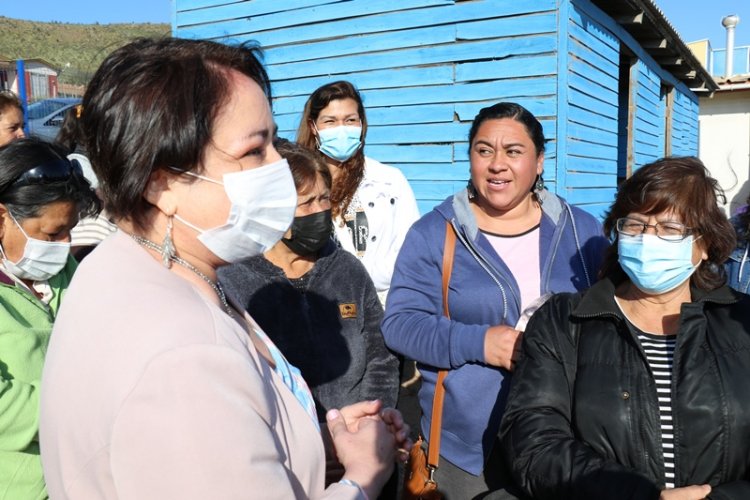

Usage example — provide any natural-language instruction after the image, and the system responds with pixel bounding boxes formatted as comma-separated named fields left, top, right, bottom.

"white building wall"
left=699, top=90, right=750, bottom=215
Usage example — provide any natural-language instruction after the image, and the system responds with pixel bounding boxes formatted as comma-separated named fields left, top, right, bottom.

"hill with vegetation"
left=0, top=17, right=170, bottom=85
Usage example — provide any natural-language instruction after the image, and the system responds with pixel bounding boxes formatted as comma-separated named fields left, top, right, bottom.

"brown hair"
left=601, top=156, right=735, bottom=290
left=0, top=91, right=22, bottom=118
left=55, top=106, right=84, bottom=154
left=81, top=37, right=270, bottom=230
left=274, top=138, right=332, bottom=194
left=296, top=80, right=366, bottom=219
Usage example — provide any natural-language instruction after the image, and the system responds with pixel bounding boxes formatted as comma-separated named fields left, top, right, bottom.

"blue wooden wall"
left=174, top=0, right=701, bottom=218
left=561, top=0, right=700, bottom=219
left=174, top=0, right=558, bottom=215
left=562, top=2, right=620, bottom=218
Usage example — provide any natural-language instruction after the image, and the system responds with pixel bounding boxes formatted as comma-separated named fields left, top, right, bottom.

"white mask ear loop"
left=1, top=211, right=26, bottom=261
left=173, top=213, right=205, bottom=235
left=170, top=170, right=225, bottom=234
left=7, top=210, right=29, bottom=238
left=180, top=170, right=224, bottom=186
left=312, top=122, right=321, bottom=149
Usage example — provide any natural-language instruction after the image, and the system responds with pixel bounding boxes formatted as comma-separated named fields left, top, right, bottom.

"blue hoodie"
left=382, top=189, right=608, bottom=475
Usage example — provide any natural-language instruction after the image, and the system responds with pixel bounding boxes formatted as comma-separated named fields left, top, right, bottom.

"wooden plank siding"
left=176, top=0, right=561, bottom=214
left=174, top=0, right=701, bottom=218
left=631, top=60, right=667, bottom=168
left=562, top=3, right=621, bottom=218
left=670, top=91, right=699, bottom=156
left=573, top=0, right=700, bottom=176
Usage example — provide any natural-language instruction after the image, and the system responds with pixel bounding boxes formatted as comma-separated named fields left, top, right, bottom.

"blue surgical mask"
left=618, top=233, right=700, bottom=294
left=316, top=125, right=362, bottom=162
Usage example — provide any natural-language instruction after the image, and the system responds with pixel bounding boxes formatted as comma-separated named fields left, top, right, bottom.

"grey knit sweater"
left=218, top=241, right=399, bottom=422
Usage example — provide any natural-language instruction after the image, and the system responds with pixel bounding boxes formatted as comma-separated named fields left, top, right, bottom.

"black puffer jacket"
left=499, top=277, right=750, bottom=500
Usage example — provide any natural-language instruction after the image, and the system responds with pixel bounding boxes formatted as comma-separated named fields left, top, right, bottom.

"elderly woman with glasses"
left=499, top=156, right=750, bottom=500
left=0, top=137, right=98, bottom=499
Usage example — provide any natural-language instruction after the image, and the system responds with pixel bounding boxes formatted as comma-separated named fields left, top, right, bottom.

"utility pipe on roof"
left=723, top=14, right=740, bottom=78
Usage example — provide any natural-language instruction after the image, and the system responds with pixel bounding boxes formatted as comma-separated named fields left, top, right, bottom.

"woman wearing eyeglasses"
left=500, top=157, right=750, bottom=500
left=0, top=137, right=98, bottom=499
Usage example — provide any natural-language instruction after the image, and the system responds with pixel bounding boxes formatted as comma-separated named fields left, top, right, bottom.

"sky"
left=655, top=0, right=750, bottom=48
left=0, top=0, right=749, bottom=49
left=0, top=0, right=172, bottom=25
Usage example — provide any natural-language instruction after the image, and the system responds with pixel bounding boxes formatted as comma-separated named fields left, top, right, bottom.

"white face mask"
left=174, top=158, right=297, bottom=263
left=0, top=212, right=70, bottom=282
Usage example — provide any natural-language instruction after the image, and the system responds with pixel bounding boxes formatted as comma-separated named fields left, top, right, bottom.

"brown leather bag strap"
left=426, top=221, right=457, bottom=469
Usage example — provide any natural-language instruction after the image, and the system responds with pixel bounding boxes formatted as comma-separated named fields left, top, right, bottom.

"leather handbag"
left=402, top=221, right=456, bottom=500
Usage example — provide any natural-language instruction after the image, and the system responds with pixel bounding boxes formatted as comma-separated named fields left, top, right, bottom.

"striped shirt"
left=636, top=329, right=678, bottom=488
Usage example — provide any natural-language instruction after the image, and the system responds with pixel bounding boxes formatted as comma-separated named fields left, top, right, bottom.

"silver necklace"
left=129, top=233, right=232, bottom=315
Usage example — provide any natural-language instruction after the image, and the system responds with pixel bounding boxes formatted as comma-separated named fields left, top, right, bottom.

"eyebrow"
left=245, top=128, right=271, bottom=140
left=627, top=215, right=684, bottom=223
left=318, top=113, right=359, bottom=120
left=499, top=140, right=527, bottom=149
left=474, top=138, right=521, bottom=147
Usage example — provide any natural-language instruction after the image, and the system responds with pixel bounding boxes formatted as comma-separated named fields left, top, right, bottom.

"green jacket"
left=0, top=256, right=76, bottom=500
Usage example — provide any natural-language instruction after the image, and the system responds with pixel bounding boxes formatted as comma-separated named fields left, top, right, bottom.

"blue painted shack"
left=174, top=0, right=717, bottom=218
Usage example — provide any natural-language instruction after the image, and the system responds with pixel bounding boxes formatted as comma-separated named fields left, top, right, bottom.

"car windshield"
left=27, top=100, right=69, bottom=120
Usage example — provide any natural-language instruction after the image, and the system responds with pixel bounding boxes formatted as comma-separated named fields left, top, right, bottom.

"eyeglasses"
left=11, top=158, right=84, bottom=188
left=616, top=217, right=693, bottom=241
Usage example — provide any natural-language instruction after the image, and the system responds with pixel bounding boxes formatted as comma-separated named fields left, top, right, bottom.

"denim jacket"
left=725, top=215, right=750, bottom=293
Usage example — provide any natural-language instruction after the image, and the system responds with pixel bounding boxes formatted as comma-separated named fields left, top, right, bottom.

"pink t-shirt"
left=483, top=225, right=541, bottom=313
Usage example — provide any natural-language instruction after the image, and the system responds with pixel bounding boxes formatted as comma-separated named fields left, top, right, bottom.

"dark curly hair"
left=601, top=156, right=734, bottom=291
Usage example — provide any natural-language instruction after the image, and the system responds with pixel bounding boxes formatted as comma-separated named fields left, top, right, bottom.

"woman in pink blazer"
left=39, top=37, right=409, bottom=500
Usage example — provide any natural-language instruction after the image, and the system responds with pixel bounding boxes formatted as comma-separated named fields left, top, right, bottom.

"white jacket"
left=334, top=157, right=420, bottom=296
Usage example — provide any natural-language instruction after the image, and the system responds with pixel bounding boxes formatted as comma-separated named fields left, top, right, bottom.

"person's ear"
left=143, top=169, right=178, bottom=217
left=0, top=204, right=7, bottom=240
left=536, top=152, right=544, bottom=176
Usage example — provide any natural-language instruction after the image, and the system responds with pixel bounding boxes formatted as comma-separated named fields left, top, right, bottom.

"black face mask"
left=281, top=209, right=332, bottom=256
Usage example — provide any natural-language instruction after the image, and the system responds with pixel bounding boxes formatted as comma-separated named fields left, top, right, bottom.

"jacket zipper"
left=450, top=219, right=512, bottom=322
left=574, top=308, right=665, bottom=476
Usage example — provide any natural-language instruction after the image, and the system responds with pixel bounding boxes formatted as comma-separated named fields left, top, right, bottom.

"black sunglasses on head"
left=11, top=158, right=84, bottom=188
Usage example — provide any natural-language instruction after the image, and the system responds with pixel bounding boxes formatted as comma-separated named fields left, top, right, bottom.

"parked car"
left=26, top=97, right=81, bottom=142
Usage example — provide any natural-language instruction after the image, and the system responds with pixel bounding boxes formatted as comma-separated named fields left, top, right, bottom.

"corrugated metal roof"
left=591, top=0, right=719, bottom=92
